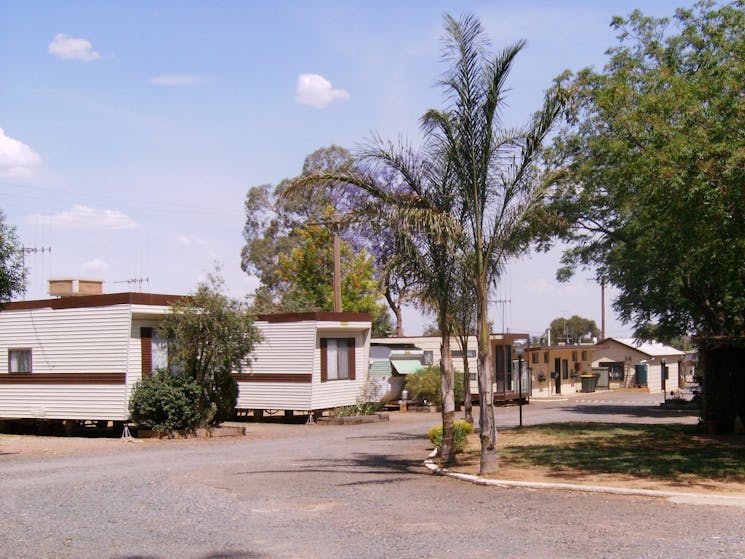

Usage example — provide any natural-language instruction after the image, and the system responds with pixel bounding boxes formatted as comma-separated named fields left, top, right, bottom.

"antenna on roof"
left=21, top=245, right=52, bottom=300
left=113, top=277, right=149, bottom=292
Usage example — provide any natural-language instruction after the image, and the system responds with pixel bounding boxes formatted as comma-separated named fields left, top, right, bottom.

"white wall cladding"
left=236, top=319, right=371, bottom=412
left=310, top=329, right=369, bottom=410
left=0, top=305, right=131, bottom=373
left=0, top=385, right=128, bottom=420
left=247, top=321, right=316, bottom=374
left=236, top=382, right=311, bottom=410
left=0, top=303, right=171, bottom=420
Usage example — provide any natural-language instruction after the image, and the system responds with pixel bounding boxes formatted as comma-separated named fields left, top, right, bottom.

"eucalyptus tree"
left=0, top=210, right=25, bottom=303
left=423, top=15, right=565, bottom=474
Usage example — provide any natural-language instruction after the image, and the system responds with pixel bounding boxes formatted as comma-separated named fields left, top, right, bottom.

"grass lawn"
left=452, top=423, right=745, bottom=494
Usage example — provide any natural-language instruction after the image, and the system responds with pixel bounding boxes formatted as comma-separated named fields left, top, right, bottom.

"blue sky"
left=0, top=1, right=693, bottom=337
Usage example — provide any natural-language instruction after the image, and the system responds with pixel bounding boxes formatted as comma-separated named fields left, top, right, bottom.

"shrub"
left=332, top=401, right=384, bottom=417
left=129, top=370, right=201, bottom=434
left=428, top=420, right=474, bottom=453
left=405, top=365, right=464, bottom=406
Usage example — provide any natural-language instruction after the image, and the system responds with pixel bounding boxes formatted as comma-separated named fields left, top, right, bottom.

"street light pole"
left=514, top=339, right=527, bottom=428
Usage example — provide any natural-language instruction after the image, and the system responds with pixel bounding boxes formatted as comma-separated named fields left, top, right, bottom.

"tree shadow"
left=565, top=404, right=700, bottom=419
left=500, top=422, right=745, bottom=486
left=113, top=551, right=262, bottom=559
left=232, top=451, right=426, bottom=486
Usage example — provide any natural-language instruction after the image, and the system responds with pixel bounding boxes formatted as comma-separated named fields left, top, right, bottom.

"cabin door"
left=554, top=357, right=561, bottom=394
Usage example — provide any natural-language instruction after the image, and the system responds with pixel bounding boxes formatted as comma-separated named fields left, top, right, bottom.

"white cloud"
left=29, top=204, right=137, bottom=230
left=177, top=234, right=207, bottom=247
left=48, top=33, right=100, bottom=62
left=295, top=73, right=349, bottom=109
left=0, top=128, right=42, bottom=179
left=527, top=277, right=552, bottom=295
left=149, top=74, right=208, bottom=87
left=82, top=258, right=109, bottom=272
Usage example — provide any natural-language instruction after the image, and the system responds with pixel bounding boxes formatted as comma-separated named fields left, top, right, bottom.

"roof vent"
left=48, top=278, right=104, bottom=297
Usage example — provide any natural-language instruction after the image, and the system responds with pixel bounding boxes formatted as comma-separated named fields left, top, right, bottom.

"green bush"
left=428, top=420, right=474, bottom=453
left=129, top=370, right=201, bottom=434
left=405, top=365, right=464, bottom=406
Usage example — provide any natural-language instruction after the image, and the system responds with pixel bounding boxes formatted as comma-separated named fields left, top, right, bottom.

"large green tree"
left=0, top=210, right=25, bottom=303
left=548, top=1, right=745, bottom=341
left=548, top=315, right=600, bottom=345
left=241, top=146, right=394, bottom=335
left=423, top=15, right=565, bottom=474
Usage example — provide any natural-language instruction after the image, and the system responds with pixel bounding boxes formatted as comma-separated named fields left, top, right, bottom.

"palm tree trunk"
left=439, top=308, right=456, bottom=466
left=462, top=354, right=473, bottom=424
left=476, top=277, right=497, bottom=475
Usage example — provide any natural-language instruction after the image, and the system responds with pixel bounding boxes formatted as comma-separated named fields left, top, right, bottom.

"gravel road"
left=1, top=393, right=742, bottom=559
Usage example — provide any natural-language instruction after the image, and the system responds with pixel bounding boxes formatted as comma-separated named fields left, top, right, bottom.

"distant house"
left=591, top=338, right=685, bottom=393
left=525, top=344, right=595, bottom=397
left=371, top=333, right=529, bottom=402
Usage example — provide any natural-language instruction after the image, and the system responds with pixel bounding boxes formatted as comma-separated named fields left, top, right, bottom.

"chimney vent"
left=49, top=278, right=104, bottom=297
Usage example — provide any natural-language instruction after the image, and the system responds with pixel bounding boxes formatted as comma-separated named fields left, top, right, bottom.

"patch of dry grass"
left=450, top=423, right=745, bottom=494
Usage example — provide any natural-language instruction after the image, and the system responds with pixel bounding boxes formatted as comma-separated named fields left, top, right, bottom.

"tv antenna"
left=114, top=277, right=149, bottom=291
left=21, top=245, right=52, bottom=300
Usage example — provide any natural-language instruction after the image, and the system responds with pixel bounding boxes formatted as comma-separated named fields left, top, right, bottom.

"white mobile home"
left=0, top=292, right=181, bottom=422
left=235, top=312, right=372, bottom=414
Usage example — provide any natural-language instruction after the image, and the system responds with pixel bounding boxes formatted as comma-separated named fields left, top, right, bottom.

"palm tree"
left=284, top=138, right=464, bottom=465
left=422, top=14, right=565, bottom=474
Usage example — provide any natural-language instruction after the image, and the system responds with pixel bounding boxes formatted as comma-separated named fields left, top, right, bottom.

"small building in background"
left=590, top=337, right=685, bottom=393
left=525, top=344, right=595, bottom=398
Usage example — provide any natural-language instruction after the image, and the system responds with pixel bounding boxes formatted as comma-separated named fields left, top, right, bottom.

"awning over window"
left=391, top=360, right=424, bottom=375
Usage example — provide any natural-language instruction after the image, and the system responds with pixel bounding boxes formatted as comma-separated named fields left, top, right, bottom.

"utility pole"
left=21, top=245, right=52, bottom=300
left=601, top=280, right=606, bottom=339
left=308, top=214, right=344, bottom=313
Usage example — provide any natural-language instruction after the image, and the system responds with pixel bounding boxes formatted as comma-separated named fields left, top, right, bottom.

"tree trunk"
left=439, top=310, right=456, bottom=466
left=395, top=304, right=404, bottom=337
left=476, top=277, right=497, bottom=475
left=462, top=353, right=473, bottom=425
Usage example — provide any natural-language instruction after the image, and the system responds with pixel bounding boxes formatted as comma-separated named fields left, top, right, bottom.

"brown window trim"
left=141, top=327, right=153, bottom=378
left=320, top=337, right=356, bottom=382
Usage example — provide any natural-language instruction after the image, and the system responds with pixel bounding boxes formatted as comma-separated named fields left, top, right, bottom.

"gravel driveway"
left=2, top=394, right=742, bottom=559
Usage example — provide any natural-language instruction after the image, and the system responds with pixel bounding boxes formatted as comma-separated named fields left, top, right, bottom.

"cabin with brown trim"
left=0, top=290, right=373, bottom=422
left=236, top=312, right=372, bottom=415
left=0, top=291, right=182, bottom=422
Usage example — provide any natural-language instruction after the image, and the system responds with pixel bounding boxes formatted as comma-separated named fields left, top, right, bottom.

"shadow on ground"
left=233, top=451, right=426, bottom=486
left=499, top=422, right=745, bottom=486
left=563, top=404, right=700, bottom=419
left=114, top=552, right=262, bottom=559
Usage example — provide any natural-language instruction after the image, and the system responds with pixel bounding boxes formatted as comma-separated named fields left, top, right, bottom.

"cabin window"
left=321, top=338, right=356, bottom=382
left=543, top=351, right=549, bottom=363
left=571, top=350, right=578, bottom=362
left=423, top=350, right=434, bottom=365
left=8, top=348, right=32, bottom=373
left=531, top=352, right=538, bottom=364
left=581, top=350, right=588, bottom=361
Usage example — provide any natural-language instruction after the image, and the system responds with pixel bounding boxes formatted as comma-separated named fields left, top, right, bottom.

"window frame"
left=8, top=348, right=32, bottom=374
left=320, top=337, right=356, bottom=382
